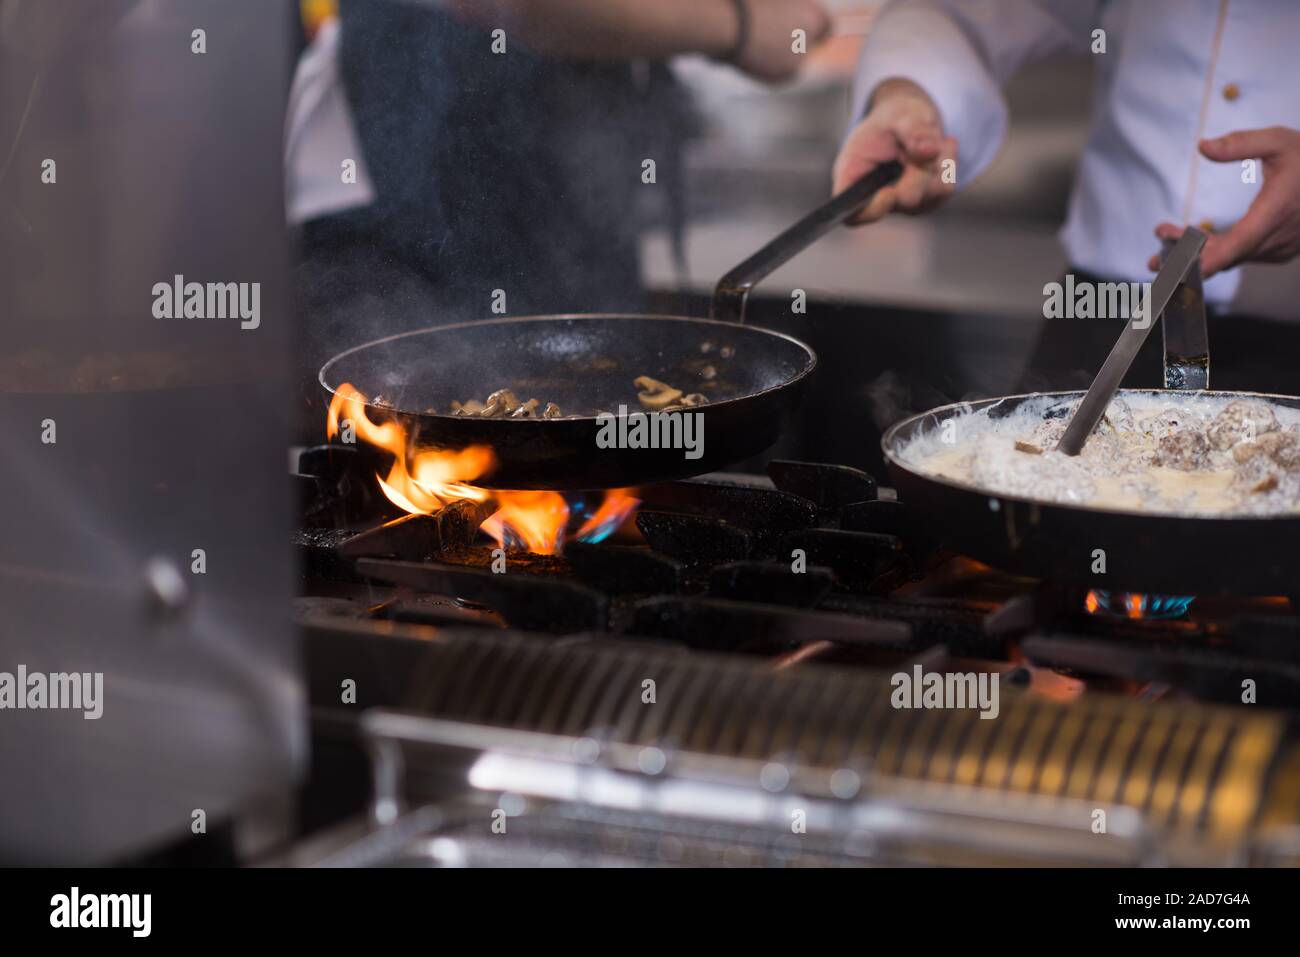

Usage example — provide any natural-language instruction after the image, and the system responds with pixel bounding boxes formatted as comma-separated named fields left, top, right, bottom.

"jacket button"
left=1223, top=83, right=1240, bottom=101
left=1199, top=219, right=1215, bottom=233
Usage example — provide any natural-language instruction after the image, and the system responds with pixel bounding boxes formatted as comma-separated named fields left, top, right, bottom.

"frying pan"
left=321, top=162, right=902, bottom=490
left=883, top=389, right=1300, bottom=596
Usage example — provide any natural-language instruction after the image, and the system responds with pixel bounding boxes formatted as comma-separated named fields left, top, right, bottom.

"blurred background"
left=642, top=2, right=1089, bottom=314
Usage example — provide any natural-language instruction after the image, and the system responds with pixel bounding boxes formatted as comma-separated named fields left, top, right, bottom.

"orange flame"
left=328, top=383, right=494, bottom=514
left=327, top=383, right=638, bottom=554
left=481, top=491, right=570, bottom=555
left=1085, top=590, right=1188, bottom=621
left=574, top=488, right=641, bottom=541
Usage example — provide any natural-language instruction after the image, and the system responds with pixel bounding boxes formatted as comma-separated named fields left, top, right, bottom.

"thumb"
left=832, top=123, right=900, bottom=195
left=1200, top=127, right=1287, bottom=162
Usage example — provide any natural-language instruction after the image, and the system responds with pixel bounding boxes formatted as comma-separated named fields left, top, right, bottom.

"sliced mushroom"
left=480, top=389, right=520, bottom=416
left=451, top=399, right=486, bottom=416
left=510, top=398, right=541, bottom=418
left=635, top=375, right=683, bottom=410
left=679, top=393, right=708, bottom=407
left=1253, top=474, right=1279, bottom=494
left=1014, top=440, right=1044, bottom=455
left=542, top=402, right=563, bottom=419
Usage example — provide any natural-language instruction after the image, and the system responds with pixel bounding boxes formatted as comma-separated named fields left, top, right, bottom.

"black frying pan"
left=883, top=389, right=1300, bottom=595
left=320, top=163, right=902, bottom=490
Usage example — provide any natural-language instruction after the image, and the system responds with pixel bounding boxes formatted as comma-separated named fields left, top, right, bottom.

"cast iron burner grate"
left=292, top=448, right=1300, bottom=709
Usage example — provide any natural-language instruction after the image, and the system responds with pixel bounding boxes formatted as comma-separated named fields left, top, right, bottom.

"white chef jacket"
left=851, top=0, right=1300, bottom=319
left=284, top=17, right=375, bottom=226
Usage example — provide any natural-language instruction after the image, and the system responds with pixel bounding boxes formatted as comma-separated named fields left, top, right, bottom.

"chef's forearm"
left=431, top=0, right=738, bottom=59
left=851, top=2, right=1008, bottom=184
left=852, top=0, right=1097, bottom=185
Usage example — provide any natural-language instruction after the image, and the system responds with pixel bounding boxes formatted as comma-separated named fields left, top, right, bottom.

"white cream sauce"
left=899, top=393, right=1300, bottom=517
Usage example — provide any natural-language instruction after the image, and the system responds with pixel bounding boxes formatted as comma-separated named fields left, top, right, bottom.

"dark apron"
left=293, top=1, right=692, bottom=439
left=310, top=1, right=689, bottom=316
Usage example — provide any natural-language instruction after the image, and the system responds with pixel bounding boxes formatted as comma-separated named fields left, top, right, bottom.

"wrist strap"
left=719, top=0, right=751, bottom=64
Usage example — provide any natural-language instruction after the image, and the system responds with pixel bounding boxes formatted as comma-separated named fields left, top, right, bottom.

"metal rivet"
left=143, top=557, right=189, bottom=615
left=760, top=761, right=790, bottom=792
left=637, top=746, right=667, bottom=775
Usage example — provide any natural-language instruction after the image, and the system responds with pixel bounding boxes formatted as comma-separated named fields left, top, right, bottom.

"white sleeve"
left=284, top=18, right=376, bottom=226
left=851, top=0, right=1100, bottom=183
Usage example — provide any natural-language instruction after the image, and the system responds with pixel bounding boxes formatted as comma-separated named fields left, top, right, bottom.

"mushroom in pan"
left=480, top=389, right=521, bottom=416
left=635, top=376, right=683, bottom=410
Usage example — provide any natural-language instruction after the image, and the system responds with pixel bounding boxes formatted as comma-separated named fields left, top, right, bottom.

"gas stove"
left=285, top=445, right=1300, bottom=867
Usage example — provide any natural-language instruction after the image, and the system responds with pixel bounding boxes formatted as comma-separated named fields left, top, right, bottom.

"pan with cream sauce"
left=899, top=393, right=1300, bottom=518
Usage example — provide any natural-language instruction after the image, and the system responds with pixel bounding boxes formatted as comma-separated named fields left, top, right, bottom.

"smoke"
left=290, top=1, right=702, bottom=440
left=862, top=369, right=965, bottom=431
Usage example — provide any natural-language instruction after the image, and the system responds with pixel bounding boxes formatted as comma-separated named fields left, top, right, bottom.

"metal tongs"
left=1057, top=228, right=1208, bottom=455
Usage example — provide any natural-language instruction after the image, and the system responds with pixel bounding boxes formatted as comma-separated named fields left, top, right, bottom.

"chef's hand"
left=832, top=78, right=957, bottom=224
left=1149, top=126, right=1300, bottom=278
left=732, top=0, right=831, bottom=84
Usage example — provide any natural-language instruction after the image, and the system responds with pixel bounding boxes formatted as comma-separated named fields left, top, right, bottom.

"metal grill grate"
left=403, top=631, right=1285, bottom=842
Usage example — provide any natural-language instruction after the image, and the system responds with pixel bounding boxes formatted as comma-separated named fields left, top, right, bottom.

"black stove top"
left=295, top=443, right=1300, bottom=711
left=286, top=444, right=1300, bottom=866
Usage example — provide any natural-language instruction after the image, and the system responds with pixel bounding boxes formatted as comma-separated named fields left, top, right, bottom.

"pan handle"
left=1158, top=237, right=1210, bottom=391
left=710, top=160, right=903, bottom=324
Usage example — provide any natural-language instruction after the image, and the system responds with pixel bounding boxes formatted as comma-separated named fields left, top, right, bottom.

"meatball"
left=1137, top=405, right=1206, bottom=441
left=1103, top=397, right=1135, bottom=433
left=1154, top=429, right=1209, bottom=470
left=1027, top=418, right=1067, bottom=449
left=1232, top=429, right=1300, bottom=469
left=1207, top=399, right=1278, bottom=450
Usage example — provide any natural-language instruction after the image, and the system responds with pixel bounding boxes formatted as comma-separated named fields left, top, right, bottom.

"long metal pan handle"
left=710, top=160, right=903, bottom=324
left=1159, top=237, right=1210, bottom=390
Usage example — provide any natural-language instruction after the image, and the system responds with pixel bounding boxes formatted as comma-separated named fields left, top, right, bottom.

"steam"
left=863, top=370, right=953, bottom=432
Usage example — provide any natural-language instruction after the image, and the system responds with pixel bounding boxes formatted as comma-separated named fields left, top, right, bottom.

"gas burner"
left=291, top=452, right=1300, bottom=867
left=1085, top=590, right=1196, bottom=620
